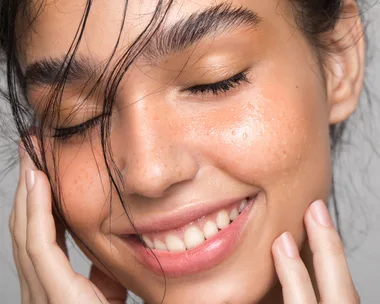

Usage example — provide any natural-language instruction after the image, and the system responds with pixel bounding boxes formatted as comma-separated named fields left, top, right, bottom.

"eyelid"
left=184, top=69, right=251, bottom=95
left=54, top=115, right=101, bottom=131
left=53, top=113, right=108, bottom=141
left=52, top=69, right=251, bottom=141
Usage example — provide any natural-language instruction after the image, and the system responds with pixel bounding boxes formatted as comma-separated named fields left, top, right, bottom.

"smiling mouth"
left=122, top=194, right=258, bottom=277
left=138, top=197, right=253, bottom=252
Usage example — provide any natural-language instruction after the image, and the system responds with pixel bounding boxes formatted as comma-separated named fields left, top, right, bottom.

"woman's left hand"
left=271, top=200, right=360, bottom=303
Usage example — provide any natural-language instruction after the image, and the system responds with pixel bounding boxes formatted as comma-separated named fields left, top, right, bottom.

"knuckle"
left=30, top=290, right=48, bottom=304
left=321, top=235, right=345, bottom=256
left=13, top=231, right=25, bottom=250
left=26, top=240, right=41, bottom=260
left=353, top=290, right=361, bottom=303
left=297, top=266, right=312, bottom=284
left=8, top=211, right=15, bottom=234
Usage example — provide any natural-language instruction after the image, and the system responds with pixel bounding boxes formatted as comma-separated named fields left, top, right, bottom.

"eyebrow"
left=24, top=3, right=261, bottom=87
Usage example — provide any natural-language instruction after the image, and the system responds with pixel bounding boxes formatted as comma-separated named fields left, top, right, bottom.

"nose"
left=115, top=100, right=199, bottom=198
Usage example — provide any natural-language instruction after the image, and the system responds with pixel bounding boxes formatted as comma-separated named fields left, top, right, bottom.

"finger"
left=54, top=214, right=68, bottom=257
left=13, top=143, right=47, bottom=303
left=272, top=232, right=318, bottom=304
left=25, top=169, right=113, bottom=303
left=13, top=144, right=29, bottom=252
left=305, top=200, right=360, bottom=303
left=25, top=168, right=78, bottom=295
left=9, top=208, right=30, bottom=304
left=89, top=265, right=127, bottom=304
left=9, top=209, right=21, bottom=277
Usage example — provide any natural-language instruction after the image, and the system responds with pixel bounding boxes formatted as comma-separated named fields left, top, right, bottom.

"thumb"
left=89, top=265, right=128, bottom=304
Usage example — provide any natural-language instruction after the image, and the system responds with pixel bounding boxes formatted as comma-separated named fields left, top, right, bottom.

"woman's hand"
left=9, top=143, right=360, bottom=304
left=8, top=145, right=127, bottom=304
left=272, top=200, right=360, bottom=303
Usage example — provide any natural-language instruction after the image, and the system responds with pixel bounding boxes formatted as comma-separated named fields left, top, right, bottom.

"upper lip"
left=116, top=192, right=259, bottom=236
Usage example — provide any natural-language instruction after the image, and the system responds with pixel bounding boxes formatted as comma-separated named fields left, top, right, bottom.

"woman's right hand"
left=9, top=144, right=127, bottom=304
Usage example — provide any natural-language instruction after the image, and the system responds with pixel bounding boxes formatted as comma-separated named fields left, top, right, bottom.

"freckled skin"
left=19, top=0, right=350, bottom=303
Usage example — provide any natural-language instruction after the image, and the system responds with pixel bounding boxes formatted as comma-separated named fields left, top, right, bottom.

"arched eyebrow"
left=24, top=3, right=261, bottom=88
left=144, top=3, right=261, bottom=61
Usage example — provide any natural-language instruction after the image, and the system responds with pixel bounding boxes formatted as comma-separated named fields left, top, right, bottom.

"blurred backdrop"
left=1, top=2, right=380, bottom=303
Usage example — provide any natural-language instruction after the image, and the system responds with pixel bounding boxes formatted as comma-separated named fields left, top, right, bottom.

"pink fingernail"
left=279, top=232, right=299, bottom=259
left=310, top=200, right=333, bottom=228
left=25, top=169, right=36, bottom=193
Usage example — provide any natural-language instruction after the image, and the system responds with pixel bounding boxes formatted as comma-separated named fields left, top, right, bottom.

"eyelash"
left=186, top=70, right=250, bottom=95
left=53, top=115, right=106, bottom=141
left=53, top=71, right=250, bottom=141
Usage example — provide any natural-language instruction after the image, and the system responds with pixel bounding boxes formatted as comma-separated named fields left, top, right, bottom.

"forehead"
left=17, top=0, right=293, bottom=67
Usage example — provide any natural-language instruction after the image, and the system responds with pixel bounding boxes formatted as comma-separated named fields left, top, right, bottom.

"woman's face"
left=19, top=0, right=342, bottom=302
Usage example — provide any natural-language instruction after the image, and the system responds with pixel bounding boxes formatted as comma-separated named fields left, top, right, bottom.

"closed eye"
left=186, top=70, right=250, bottom=95
left=53, top=114, right=109, bottom=141
left=52, top=71, right=250, bottom=142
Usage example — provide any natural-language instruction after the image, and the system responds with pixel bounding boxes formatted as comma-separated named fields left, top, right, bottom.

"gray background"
left=1, top=2, right=380, bottom=303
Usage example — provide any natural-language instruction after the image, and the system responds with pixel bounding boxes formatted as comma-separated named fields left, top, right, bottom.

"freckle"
left=296, top=85, right=299, bottom=89
left=247, top=103, right=255, bottom=110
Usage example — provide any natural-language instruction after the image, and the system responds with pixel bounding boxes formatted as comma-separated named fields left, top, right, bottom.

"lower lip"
left=123, top=197, right=256, bottom=277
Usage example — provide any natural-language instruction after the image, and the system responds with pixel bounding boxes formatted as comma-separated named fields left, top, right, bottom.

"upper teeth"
left=203, top=221, right=218, bottom=239
left=184, top=226, right=205, bottom=250
left=239, top=199, right=248, bottom=213
left=140, top=198, right=251, bottom=252
left=165, top=235, right=186, bottom=252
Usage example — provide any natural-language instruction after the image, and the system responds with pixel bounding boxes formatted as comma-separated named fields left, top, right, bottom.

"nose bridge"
left=118, top=98, right=197, bottom=198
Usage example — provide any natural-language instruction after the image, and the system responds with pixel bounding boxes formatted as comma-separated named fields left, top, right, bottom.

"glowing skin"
left=17, top=0, right=364, bottom=303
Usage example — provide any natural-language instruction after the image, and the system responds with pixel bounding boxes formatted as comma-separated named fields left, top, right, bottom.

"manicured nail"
left=310, top=200, right=333, bottom=228
left=279, top=232, right=299, bottom=259
left=25, top=169, right=36, bottom=193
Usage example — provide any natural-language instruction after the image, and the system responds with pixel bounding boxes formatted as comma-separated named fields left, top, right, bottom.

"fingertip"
left=305, top=200, right=334, bottom=229
left=272, top=232, right=296, bottom=260
left=26, top=170, right=52, bottom=212
left=25, top=169, right=36, bottom=193
left=18, top=135, right=41, bottom=170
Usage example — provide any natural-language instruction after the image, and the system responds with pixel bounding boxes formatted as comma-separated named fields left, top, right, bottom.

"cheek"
left=195, top=64, right=332, bottom=234
left=199, top=87, right=331, bottom=185
left=47, top=144, right=111, bottom=237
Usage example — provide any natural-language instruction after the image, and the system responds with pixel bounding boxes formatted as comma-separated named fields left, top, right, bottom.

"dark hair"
left=0, top=0, right=366, bottom=301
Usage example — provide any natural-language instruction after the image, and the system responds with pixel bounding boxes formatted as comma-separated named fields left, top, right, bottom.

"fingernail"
left=25, top=169, right=36, bottom=193
left=310, top=200, right=333, bottom=228
left=278, top=232, right=299, bottom=259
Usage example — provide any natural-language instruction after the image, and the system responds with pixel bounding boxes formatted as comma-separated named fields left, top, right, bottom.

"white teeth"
left=154, top=239, right=167, bottom=251
left=184, top=226, right=205, bottom=250
left=165, top=235, right=186, bottom=252
left=216, top=210, right=230, bottom=230
left=142, top=235, right=154, bottom=249
left=143, top=200, right=252, bottom=252
left=203, top=220, right=218, bottom=239
left=229, top=208, right=239, bottom=221
left=239, top=199, right=248, bottom=213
